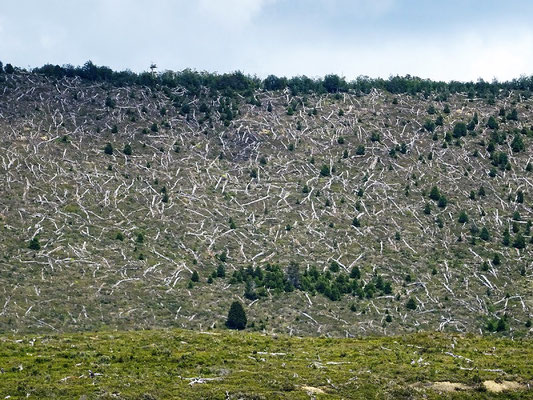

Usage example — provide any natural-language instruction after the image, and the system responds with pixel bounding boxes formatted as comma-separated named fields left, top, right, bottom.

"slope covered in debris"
left=0, top=67, right=531, bottom=336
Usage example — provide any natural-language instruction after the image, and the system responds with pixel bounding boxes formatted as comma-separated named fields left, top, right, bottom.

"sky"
left=1, top=0, right=533, bottom=82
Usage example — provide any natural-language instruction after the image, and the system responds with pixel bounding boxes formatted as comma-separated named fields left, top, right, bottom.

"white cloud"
left=242, top=25, right=533, bottom=82
left=311, top=0, right=396, bottom=18
left=38, top=27, right=66, bottom=51
left=349, top=0, right=396, bottom=17
left=459, top=30, right=533, bottom=81
left=195, top=0, right=274, bottom=27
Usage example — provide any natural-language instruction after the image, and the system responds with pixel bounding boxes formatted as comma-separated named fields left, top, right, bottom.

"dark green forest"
left=2, top=60, right=533, bottom=98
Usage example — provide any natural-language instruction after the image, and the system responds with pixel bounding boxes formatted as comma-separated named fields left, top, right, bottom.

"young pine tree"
left=28, top=237, right=41, bottom=251
left=429, top=186, right=441, bottom=201
left=191, top=270, right=199, bottom=282
left=226, top=301, right=247, bottom=330
left=513, top=233, right=526, bottom=249
left=458, top=210, right=469, bottom=224
left=502, top=229, right=511, bottom=246
left=350, top=266, right=361, bottom=280
left=480, top=227, right=490, bottom=241
left=487, top=116, right=499, bottom=129
left=405, top=298, right=417, bottom=310
left=104, top=143, right=114, bottom=155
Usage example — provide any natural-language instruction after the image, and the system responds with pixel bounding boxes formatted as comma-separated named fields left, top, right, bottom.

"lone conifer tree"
left=191, top=270, right=199, bottom=282
left=513, top=233, right=526, bottom=249
left=123, top=144, right=132, bottom=155
left=104, top=143, right=113, bottom=155
left=453, top=122, right=467, bottom=138
left=226, top=301, right=247, bottom=330
left=320, top=164, right=331, bottom=177
left=487, top=116, right=499, bottom=129
left=28, top=237, right=41, bottom=251
left=480, top=227, right=490, bottom=241
left=429, top=186, right=440, bottom=201
left=216, top=264, right=226, bottom=278
left=405, top=298, right=417, bottom=310
left=458, top=210, right=469, bottom=223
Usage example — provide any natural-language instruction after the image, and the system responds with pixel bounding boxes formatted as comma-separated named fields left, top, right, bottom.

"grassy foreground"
left=0, top=329, right=531, bottom=399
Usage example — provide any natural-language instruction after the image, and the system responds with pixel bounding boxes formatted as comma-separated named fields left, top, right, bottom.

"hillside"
left=0, top=67, right=532, bottom=337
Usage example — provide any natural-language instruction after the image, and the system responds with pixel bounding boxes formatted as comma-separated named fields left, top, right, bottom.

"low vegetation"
left=0, top=329, right=531, bottom=399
